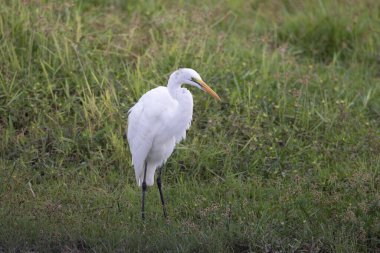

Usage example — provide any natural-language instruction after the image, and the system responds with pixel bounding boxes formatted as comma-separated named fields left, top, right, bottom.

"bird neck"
left=167, top=77, right=182, bottom=98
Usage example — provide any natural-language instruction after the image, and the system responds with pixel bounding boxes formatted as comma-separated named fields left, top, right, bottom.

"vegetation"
left=0, top=0, right=379, bottom=252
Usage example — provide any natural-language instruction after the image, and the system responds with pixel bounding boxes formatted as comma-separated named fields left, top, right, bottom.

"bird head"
left=170, top=68, right=221, bottom=101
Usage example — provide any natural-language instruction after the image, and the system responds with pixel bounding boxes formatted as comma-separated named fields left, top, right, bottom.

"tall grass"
left=0, top=0, right=379, bottom=252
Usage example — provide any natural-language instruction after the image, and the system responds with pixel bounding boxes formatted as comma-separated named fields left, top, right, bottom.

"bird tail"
left=135, top=162, right=157, bottom=187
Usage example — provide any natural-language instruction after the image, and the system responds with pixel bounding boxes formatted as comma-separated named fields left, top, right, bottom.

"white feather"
left=127, top=68, right=219, bottom=188
left=127, top=85, right=193, bottom=186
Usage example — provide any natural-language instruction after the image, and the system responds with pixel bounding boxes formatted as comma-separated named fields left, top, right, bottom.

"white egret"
left=127, top=68, right=220, bottom=219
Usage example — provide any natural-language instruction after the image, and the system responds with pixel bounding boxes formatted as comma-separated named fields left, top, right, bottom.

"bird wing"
left=127, top=86, right=176, bottom=184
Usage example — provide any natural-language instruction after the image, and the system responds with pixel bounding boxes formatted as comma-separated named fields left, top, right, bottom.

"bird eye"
left=191, top=77, right=200, bottom=84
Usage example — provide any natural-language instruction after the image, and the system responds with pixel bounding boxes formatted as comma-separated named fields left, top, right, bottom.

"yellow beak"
left=195, top=78, right=221, bottom=101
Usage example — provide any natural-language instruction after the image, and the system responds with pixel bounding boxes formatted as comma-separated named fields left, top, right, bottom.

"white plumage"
left=127, top=86, right=193, bottom=186
left=126, top=68, right=220, bottom=219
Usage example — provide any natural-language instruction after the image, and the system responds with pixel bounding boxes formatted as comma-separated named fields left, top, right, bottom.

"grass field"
left=1, top=0, right=379, bottom=252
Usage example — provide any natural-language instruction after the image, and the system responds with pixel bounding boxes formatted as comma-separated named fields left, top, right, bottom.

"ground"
left=0, top=0, right=379, bottom=252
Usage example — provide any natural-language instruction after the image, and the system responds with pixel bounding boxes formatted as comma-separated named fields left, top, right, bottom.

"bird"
left=127, top=68, right=220, bottom=219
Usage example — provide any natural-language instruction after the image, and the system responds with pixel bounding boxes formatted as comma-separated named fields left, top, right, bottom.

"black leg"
left=156, top=167, right=167, bottom=218
left=141, top=160, right=147, bottom=220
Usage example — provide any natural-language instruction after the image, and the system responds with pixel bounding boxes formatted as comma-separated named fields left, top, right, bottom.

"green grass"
left=1, top=0, right=379, bottom=252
